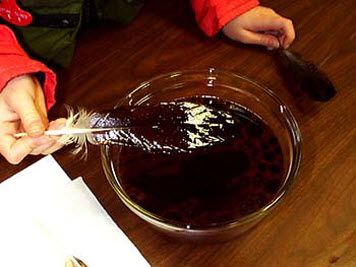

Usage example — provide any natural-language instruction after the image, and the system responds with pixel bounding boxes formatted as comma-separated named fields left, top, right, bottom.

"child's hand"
left=0, top=75, right=65, bottom=164
left=222, top=6, right=295, bottom=49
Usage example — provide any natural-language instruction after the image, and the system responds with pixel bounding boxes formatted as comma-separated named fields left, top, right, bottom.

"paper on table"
left=0, top=155, right=150, bottom=267
left=39, top=177, right=150, bottom=267
left=0, top=156, right=73, bottom=266
left=0, top=155, right=71, bottom=205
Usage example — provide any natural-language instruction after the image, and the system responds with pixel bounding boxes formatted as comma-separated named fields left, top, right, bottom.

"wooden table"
left=1, top=0, right=355, bottom=266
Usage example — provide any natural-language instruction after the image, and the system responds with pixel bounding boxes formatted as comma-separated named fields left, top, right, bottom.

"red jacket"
left=0, top=0, right=259, bottom=109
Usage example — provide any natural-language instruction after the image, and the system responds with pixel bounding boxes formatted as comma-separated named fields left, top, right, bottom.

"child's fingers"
left=222, top=6, right=296, bottom=49
left=8, top=90, right=46, bottom=137
left=267, top=17, right=295, bottom=48
left=28, top=118, right=67, bottom=156
left=38, top=118, right=67, bottom=155
left=48, top=118, right=67, bottom=134
left=0, top=135, right=49, bottom=164
left=30, top=139, right=64, bottom=155
left=41, top=141, right=65, bottom=155
left=281, top=21, right=295, bottom=48
left=50, top=118, right=67, bottom=128
left=30, top=138, right=56, bottom=155
left=249, top=17, right=295, bottom=48
left=238, top=29, right=280, bottom=48
left=4, top=75, right=49, bottom=137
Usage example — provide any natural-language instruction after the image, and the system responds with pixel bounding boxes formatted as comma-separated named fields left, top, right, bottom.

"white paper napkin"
left=0, top=156, right=150, bottom=267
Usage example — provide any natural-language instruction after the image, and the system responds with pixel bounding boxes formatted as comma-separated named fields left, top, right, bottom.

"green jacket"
left=12, top=0, right=144, bottom=67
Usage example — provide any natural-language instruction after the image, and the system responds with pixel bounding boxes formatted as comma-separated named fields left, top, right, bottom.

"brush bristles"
left=58, top=106, right=94, bottom=158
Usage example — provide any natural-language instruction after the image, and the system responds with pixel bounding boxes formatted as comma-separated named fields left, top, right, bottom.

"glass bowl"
left=101, top=69, right=301, bottom=242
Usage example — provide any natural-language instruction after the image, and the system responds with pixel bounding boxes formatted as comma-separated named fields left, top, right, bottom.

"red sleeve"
left=0, top=25, right=57, bottom=110
left=191, top=0, right=260, bottom=37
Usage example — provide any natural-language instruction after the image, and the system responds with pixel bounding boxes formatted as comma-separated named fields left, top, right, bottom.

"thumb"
left=239, top=29, right=280, bottom=48
left=10, top=89, right=46, bottom=137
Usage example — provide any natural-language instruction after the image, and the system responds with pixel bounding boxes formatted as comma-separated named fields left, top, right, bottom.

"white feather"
left=58, top=106, right=95, bottom=158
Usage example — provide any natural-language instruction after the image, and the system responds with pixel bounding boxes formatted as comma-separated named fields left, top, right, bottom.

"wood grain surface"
left=1, top=0, right=355, bottom=266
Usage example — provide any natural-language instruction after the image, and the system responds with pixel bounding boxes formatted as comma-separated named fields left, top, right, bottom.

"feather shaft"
left=14, top=127, right=124, bottom=138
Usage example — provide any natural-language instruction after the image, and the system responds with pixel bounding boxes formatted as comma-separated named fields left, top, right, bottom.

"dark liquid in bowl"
left=117, top=97, right=285, bottom=228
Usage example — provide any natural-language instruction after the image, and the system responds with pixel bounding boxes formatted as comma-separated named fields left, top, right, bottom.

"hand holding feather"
left=15, top=101, right=238, bottom=155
